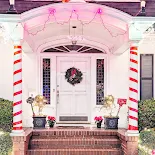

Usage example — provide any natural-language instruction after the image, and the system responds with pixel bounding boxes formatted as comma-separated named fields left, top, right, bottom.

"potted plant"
left=26, top=95, right=48, bottom=128
left=47, top=116, right=56, bottom=128
left=101, top=95, right=127, bottom=129
left=94, top=116, right=103, bottom=128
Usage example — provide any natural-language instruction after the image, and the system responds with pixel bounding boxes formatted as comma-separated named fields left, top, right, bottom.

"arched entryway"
left=40, top=44, right=106, bottom=123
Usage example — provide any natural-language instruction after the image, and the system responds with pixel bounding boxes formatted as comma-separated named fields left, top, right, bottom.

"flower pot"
left=49, top=123, right=55, bottom=128
left=33, top=116, right=46, bottom=129
left=104, top=117, right=119, bottom=129
left=97, top=120, right=102, bottom=128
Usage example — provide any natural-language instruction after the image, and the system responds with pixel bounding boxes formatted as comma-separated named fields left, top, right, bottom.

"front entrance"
left=56, top=57, right=91, bottom=123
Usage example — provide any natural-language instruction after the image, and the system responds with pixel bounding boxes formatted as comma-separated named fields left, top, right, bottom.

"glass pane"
left=141, top=80, right=153, bottom=100
left=43, top=59, right=50, bottom=104
left=141, top=55, right=153, bottom=78
left=96, top=59, right=104, bottom=105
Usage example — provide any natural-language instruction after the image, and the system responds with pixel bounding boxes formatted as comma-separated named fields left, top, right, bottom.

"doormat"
left=57, top=126, right=85, bottom=129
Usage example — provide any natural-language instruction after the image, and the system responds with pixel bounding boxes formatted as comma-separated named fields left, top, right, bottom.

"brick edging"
left=117, top=130, right=138, bottom=155
left=11, top=128, right=138, bottom=155
left=11, top=128, right=33, bottom=155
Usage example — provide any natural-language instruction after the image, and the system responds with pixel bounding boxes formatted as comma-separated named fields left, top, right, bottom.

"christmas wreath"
left=65, top=67, right=83, bottom=86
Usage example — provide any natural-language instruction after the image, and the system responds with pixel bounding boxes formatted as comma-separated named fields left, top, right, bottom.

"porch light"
left=67, top=26, right=85, bottom=45
left=140, top=0, right=146, bottom=15
left=7, top=0, right=17, bottom=14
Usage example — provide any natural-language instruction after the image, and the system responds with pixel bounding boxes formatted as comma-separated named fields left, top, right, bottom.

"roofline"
left=0, top=3, right=133, bottom=23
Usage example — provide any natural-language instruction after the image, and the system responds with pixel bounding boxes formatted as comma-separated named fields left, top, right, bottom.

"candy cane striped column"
left=11, top=42, right=24, bottom=135
left=127, top=43, right=139, bottom=134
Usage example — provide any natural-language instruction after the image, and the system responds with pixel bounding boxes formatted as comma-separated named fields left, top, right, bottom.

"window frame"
left=140, top=54, right=154, bottom=100
left=96, top=59, right=105, bottom=105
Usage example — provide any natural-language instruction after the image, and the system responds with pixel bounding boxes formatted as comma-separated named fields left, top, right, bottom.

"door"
left=56, top=57, right=90, bottom=123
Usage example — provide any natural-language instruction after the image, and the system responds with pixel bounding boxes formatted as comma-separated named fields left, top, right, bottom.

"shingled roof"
left=0, top=0, right=155, bottom=17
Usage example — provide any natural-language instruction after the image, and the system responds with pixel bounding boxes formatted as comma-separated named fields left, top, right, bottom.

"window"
left=96, top=59, right=104, bottom=105
left=43, top=58, right=51, bottom=104
left=140, top=54, right=153, bottom=100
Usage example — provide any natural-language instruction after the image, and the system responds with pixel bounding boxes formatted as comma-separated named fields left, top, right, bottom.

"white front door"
left=56, top=57, right=90, bottom=123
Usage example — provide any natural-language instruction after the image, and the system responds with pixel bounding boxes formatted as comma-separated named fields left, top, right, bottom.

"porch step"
left=29, top=138, right=121, bottom=149
left=32, top=134, right=118, bottom=139
left=27, top=129, right=123, bottom=155
left=31, top=129, right=119, bottom=139
left=27, top=148, right=122, bottom=155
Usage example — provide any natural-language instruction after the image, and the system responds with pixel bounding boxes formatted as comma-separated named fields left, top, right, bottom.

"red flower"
left=48, top=116, right=56, bottom=121
left=152, top=150, right=155, bottom=155
left=94, top=116, right=103, bottom=121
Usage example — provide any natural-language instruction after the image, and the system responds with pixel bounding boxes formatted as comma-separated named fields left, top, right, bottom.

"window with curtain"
left=140, top=54, right=154, bottom=100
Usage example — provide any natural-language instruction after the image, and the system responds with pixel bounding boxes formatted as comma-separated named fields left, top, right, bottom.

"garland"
left=65, top=67, right=83, bottom=86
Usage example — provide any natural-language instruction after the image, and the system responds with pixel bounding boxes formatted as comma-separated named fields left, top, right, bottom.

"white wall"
left=0, top=41, right=13, bottom=101
left=109, top=51, right=129, bottom=128
left=22, top=51, right=38, bottom=127
left=91, top=51, right=129, bottom=128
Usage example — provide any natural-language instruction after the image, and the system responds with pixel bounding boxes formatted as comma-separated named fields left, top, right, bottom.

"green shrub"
left=139, top=129, right=155, bottom=150
left=0, top=131, right=12, bottom=155
left=138, top=99, right=155, bottom=132
left=0, top=98, right=13, bottom=132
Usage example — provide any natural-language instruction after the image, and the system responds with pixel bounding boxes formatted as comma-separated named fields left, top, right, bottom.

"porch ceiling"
left=22, top=3, right=132, bottom=54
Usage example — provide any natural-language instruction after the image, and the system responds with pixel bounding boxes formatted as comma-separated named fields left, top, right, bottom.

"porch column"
left=11, top=40, right=24, bottom=136
left=127, top=42, right=139, bottom=135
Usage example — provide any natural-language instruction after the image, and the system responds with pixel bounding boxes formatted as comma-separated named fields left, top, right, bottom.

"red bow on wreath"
left=71, top=69, right=77, bottom=77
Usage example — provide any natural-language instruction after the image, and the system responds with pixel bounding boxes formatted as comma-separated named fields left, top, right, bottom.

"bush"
left=0, top=98, right=13, bottom=132
left=139, top=129, right=155, bottom=149
left=0, top=131, right=12, bottom=155
left=138, top=99, right=155, bottom=132
left=138, top=129, right=155, bottom=155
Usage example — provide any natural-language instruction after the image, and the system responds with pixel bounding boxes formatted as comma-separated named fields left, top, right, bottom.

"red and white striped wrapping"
left=128, top=44, right=138, bottom=132
left=12, top=45, right=23, bottom=132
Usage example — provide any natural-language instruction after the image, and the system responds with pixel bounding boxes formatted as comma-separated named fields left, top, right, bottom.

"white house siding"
left=0, top=42, right=13, bottom=101
left=139, top=38, right=155, bottom=98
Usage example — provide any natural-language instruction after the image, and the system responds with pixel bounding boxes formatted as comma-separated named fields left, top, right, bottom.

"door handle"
left=57, top=90, right=59, bottom=104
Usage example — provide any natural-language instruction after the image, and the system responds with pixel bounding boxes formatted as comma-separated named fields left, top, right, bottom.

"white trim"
left=91, top=56, right=96, bottom=123
left=35, top=36, right=113, bottom=54
left=92, top=55, right=108, bottom=110
left=56, top=56, right=91, bottom=123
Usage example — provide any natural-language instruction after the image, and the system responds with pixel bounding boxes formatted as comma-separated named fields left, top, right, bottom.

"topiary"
left=138, top=99, right=155, bottom=132
left=0, top=98, right=13, bottom=132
